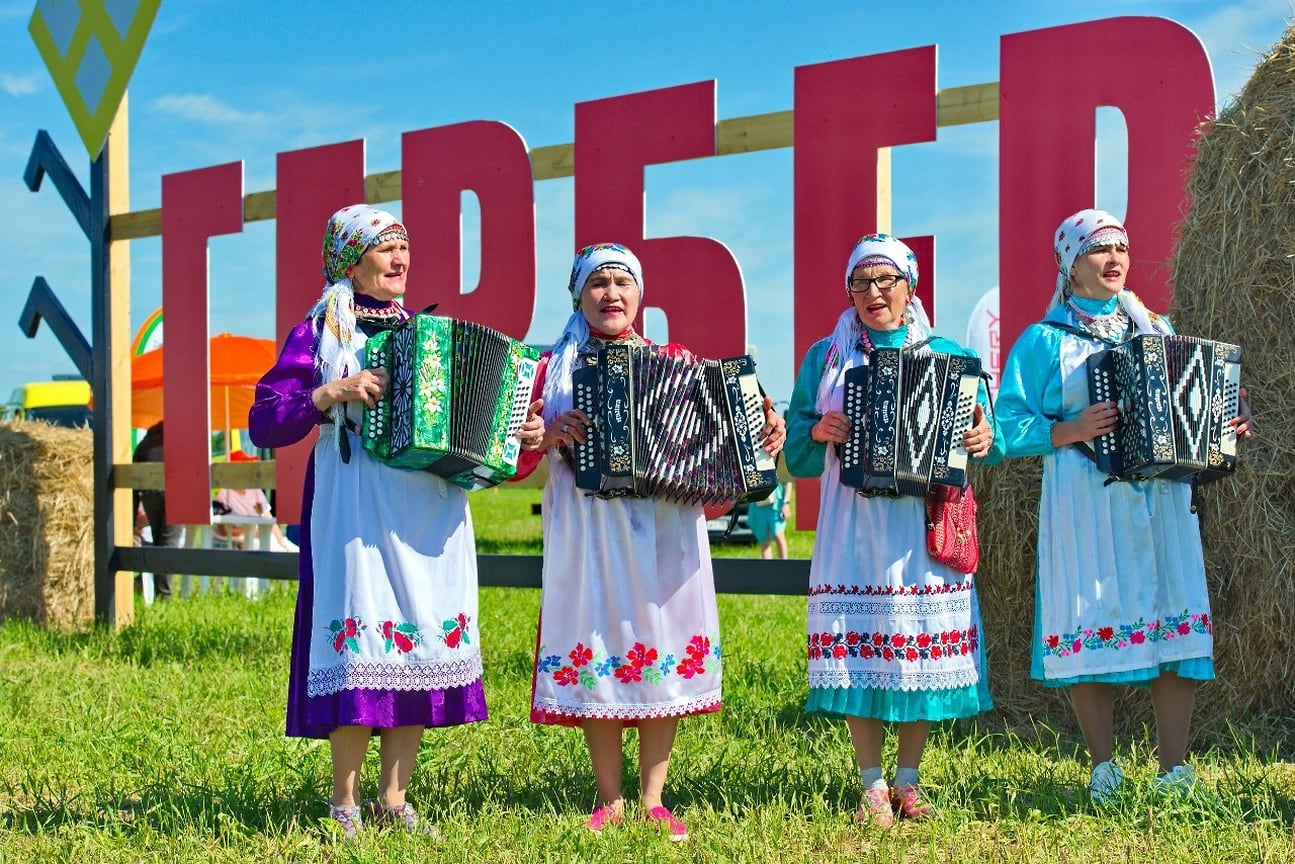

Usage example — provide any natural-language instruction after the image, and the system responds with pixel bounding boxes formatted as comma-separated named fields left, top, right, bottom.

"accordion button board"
left=840, top=346, right=982, bottom=498
left=361, top=314, right=540, bottom=490
left=570, top=343, right=779, bottom=506
left=1085, top=333, right=1241, bottom=484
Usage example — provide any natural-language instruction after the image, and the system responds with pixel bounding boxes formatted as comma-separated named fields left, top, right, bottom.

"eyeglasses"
left=848, top=273, right=904, bottom=295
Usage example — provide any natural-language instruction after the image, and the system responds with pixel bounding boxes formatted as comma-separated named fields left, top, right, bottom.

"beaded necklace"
left=1064, top=291, right=1132, bottom=343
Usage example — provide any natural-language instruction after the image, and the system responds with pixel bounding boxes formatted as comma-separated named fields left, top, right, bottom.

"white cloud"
left=0, top=73, right=40, bottom=96
left=151, top=93, right=268, bottom=126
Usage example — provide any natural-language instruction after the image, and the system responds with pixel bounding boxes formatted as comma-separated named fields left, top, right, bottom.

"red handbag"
left=925, top=484, right=980, bottom=573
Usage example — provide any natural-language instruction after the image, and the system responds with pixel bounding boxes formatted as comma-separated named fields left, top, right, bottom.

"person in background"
left=746, top=476, right=791, bottom=559
left=132, top=421, right=179, bottom=600
left=249, top=203, right=544, bottom=839
left=785, top=233, right=1001, bottom=827
left=513, top=243, right=785, bottom=842
left=211, top=485, right=298, bottom=553
left=994, top=209, right=1252, bottom=804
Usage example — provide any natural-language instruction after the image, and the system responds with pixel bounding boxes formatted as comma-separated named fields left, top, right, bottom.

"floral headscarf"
left=309, top=204, right=407, bottom=439
left=543, top=243, right=644, bottom=427
left=1051, top=208, right=1128, bottom=304
left=817, top=234, right=933, bottom=412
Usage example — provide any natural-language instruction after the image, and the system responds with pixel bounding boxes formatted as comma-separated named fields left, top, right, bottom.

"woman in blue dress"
left=994, top=209, right=1252, bottom=802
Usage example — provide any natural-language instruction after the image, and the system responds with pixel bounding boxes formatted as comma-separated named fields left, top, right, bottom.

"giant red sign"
left=158, top=17, right=1212, bottom=528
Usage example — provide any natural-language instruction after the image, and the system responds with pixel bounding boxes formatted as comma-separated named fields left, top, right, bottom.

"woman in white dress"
left=995, top=209, right=1252, bottom=802
left=512, top=243, right=785, bottom=841
left=785, top=233, right=1001, bottom=827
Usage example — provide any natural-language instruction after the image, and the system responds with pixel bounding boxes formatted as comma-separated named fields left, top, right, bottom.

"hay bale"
left=1166, top=22, right=1295, bottom=746
left=0, top=420, right=95, bottom=631
left=977, top=24, right=1295, bottom=752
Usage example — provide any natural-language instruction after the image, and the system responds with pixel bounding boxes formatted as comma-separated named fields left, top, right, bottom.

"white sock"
left=860, top=766, right=887, bottom=792
left=893, top=767, right=920, bottom=789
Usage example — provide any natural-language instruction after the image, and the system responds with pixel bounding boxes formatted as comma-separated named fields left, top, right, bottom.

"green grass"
left=0, top=489, right=1292, bottom=862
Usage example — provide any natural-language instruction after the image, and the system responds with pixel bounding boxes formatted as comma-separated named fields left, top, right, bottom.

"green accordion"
left=362, top=314, right=541, bottom=490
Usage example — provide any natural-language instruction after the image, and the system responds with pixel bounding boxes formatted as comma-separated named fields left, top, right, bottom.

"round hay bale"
left=0, top=420, right=95, bottom=631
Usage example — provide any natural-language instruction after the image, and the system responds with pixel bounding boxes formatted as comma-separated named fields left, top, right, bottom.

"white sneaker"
left=1089, top=759, right=1124, bottom=804
left=1155, top=764, right=1217, bottom=802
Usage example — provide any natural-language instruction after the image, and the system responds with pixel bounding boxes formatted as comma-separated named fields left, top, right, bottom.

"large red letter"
left=402, top=121, right=536, bottom=340
left=793, top=47, right=938, bottom=528
left=272, top=140, right=367, bottom=525
left=999, top=17, right=1213, bottom=353
left=575, top=81, right=745, bottom=360
left=160, top=162, right=244, bottom=524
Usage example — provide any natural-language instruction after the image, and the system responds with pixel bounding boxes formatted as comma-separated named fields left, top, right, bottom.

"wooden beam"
left=106, top=83, right=1001, bottom=241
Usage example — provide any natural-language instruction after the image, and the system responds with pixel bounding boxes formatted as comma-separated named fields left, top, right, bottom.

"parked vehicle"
left=3, top=378, right=93, bottom=428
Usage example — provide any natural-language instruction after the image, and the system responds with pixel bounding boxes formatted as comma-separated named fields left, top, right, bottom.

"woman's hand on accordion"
left=1049, top=400, right=1119, bottom=448
left=760, top=396, right=787, bottom=456
left=312, top=367, right=390, bottom=411
left=543, top=408, right=591, bottom=450
left=518, top=399, right=547, bottom=451
left=1233, top=387, right=1254, bottom=440
left=810, top=410, right=851, bottom=445
left=962, top=404, right=994, bottom=459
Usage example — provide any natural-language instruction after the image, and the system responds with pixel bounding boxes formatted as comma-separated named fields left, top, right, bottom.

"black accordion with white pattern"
left=570, top=344, right=779, bottom=505
left=839, top=345, right=982, bottom=498
left=1085, top=334, right=1241, bottom=483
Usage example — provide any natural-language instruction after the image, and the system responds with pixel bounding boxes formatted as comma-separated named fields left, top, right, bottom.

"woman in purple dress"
left=250, top=204, right=544, bottom=838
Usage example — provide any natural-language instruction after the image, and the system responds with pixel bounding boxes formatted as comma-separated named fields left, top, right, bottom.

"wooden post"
left=93, top=93, right=134, bottom=628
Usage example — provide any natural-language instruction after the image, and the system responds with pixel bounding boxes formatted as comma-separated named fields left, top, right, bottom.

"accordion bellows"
left=571, top=344, right=779, bottom=505
left=362, top=314, right=540, bottom=490
left=1086, top=333, right=1241, bottom=483
left=840, top=346, right=982, bottom=498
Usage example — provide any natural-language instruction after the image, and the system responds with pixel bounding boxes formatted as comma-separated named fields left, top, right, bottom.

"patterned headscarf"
left=309, top=204, right=407, bottom=439
left=1050, top=208, right=1128, bottom=306
left=543, top=243, right=644, bottom=427
left=566, top=242, right=644, bottom=310
left=1047, top=208, right=1167, bottom=335
left=817, top=233, right=933, bottom=413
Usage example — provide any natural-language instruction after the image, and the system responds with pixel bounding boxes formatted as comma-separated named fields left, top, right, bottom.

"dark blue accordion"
left=1085, top=333, right=1241, bottom=483
left=570, top=343, right=779, bottom=505
left=840, top=345, right=983, bottom=498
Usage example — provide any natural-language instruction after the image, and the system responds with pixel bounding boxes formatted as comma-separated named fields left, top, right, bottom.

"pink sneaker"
left=643, top=805, right=689, bottom=841
left=890, top=784, right=936, bottom=820
left=586, top=803, right=622, bottom=834
left=327, top=802, right=362, bottom=841
left=855, top=786, right=894, bottom=828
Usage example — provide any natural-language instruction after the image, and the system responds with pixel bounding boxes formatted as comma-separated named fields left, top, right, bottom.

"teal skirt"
left=807, top=637, right=993, bottom=723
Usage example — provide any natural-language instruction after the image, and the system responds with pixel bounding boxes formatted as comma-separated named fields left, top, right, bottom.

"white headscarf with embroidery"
left=816, top=233, right=932, bottom=413
left=1049, top=208, right=1168, bottom=335
left=541, top=243, right=644, bottom=425
left=308, top=204, right=408, bottom=438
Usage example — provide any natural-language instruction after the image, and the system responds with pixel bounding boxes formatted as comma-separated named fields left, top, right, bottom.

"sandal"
left=363, top=798, right=439, bottom=837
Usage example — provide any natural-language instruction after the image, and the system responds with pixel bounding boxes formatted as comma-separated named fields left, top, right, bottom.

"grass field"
left=1, top=488, right=1292, bottom=862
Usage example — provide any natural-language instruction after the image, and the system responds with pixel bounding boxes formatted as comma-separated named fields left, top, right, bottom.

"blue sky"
left=0, top=0, right=1290, bottom=411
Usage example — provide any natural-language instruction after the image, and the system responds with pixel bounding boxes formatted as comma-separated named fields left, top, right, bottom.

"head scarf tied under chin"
left=543, top=243, right=644, bottom=427
left=1049, top=208, right=1128, bottom=308
left=817, top=233, right=933, bottom=413
left=309, top=204, right=407, bottom=442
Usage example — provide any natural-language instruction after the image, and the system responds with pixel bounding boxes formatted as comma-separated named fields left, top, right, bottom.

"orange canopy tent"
left=131, top=333, right=278, bottom=441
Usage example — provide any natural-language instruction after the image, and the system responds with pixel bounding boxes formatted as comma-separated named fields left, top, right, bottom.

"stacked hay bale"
left=1167, top=24, right=1295, bottom=744
left=976, top=25, right=1295, bottom=752
left=0, top=420, right=95, bottom=631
